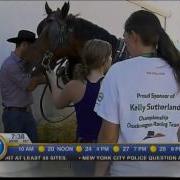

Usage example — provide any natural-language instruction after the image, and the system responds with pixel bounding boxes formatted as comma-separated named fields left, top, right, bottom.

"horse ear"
left=45, top=2, right=52, bottom=15
left=60, top=1, right=70, bottom=19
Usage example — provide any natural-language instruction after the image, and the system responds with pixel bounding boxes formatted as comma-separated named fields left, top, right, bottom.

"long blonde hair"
left=73, top=39, right=112, bottom=81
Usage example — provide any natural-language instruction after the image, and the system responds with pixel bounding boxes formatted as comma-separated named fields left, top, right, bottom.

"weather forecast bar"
left=0, top=133, right=180, bottom=161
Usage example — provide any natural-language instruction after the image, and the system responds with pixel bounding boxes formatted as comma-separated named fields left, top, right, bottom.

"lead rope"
left=40, top=55, right=75, bottom=123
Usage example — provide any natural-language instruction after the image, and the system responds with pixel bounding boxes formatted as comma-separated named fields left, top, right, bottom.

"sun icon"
left=113, top=145, right=120, bottom=153
left=38, top=145, right=45, bottom=153
left=76, top=145, right=83, bottom=153
left=150, top=145, right=157, bottom=153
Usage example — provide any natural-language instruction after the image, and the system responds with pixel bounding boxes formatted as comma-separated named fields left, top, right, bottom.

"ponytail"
left=157, top=29, right=180, bottom=89
left=73, top=63, right=89, bottom=81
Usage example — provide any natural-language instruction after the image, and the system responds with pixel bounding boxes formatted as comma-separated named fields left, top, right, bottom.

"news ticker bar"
left=1, top=144, right=180, bottom=161
left=0, top=133, right=180, bottom=161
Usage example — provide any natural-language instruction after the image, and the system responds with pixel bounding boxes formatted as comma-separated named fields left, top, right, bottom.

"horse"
left=22, top=2, right=128, bottom=82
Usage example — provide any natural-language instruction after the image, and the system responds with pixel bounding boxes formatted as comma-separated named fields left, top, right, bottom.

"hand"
left=46, top=67, right=57, bottom=85
left=46, top=62, right=64, bottom=85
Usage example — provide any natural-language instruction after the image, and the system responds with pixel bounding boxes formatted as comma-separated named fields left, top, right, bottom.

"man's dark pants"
left=2, top=110, right=38, bottom=143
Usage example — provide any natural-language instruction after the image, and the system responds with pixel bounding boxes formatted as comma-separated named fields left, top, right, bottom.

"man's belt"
left=4, top=106, right=31, bottom=112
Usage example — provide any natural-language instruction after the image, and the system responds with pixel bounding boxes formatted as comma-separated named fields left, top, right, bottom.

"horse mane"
left=66, top=14, right=119, bottom=58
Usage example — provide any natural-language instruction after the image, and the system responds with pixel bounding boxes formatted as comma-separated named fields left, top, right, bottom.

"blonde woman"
left=47, top=39, right=112, bottom=143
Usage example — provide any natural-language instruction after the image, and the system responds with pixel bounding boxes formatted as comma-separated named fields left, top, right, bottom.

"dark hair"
left=125, top=10, right=180, bottom=89
left=73, top=39, right=112, bottom=81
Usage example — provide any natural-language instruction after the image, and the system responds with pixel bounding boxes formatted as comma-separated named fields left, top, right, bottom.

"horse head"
left=22, top=2, right=80, bottom=79
left=37, top=2, right=71, bottom=51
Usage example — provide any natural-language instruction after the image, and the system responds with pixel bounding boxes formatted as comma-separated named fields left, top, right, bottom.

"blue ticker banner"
left=0, top=134, right=180, bottom=161
left=3, top=144, right=180, bottom=161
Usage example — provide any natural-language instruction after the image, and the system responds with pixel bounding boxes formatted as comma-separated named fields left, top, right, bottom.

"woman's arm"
left=47, top=71, right=85, bottom=109
left=50, top=80, right=83, bottom=109
left=95, top=119, right=120, bottom=176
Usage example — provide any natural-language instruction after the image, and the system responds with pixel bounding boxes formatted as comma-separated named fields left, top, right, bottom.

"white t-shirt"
left=94, top=56, right=180, bottom=177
